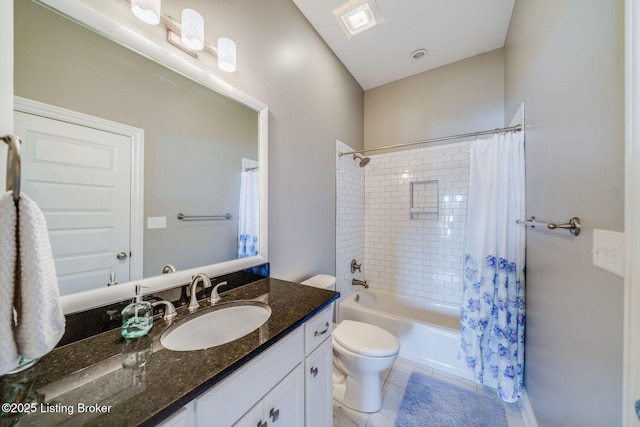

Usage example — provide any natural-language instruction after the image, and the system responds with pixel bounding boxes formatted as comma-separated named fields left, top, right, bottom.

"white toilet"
left=301, top=275, right=400, bottom=413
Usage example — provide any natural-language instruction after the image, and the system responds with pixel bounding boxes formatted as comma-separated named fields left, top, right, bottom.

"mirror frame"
left=33, top=0, right=269, bottom=314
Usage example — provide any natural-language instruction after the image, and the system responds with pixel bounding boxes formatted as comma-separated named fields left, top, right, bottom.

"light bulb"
left=182, top=9, right=204, bottom=51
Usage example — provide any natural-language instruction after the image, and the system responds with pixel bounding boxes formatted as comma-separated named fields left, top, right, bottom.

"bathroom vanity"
left=0, top=278, right=337, bottom=426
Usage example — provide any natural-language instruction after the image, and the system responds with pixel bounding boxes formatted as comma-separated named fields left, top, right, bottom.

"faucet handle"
left=211, top=281, right=228, bottom=305
left=107, top=272, right=117, bottom=287
left=152, top=300, right=177, bottom=321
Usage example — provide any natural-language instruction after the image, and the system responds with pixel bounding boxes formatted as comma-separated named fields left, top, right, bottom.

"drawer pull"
left=310, top=366, right=318, bottom=377
left=257, top=421, right=267, bottom=427
left=314, top=322, right=330, bottom=337
left=269, top=408, right=280, bottom=422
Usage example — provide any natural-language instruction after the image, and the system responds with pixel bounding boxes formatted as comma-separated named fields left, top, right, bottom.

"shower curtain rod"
left=338, top=124, right=523, bottom=157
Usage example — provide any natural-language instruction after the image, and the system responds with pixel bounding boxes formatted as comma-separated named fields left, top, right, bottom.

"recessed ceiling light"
left=411, top=49, right=428, bottom=59
left=333, top=0, right=384, bottom=38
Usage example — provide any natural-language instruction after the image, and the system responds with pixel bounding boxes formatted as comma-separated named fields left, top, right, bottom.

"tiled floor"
left=333, top=357, right=525, bottom=427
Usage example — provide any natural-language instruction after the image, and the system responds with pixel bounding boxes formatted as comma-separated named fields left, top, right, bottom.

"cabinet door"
left=305, top=339, right=333, bottom=427
left=233, top=401, right=266, bottom=427
left=195, top=330, right=303, bottom=427
left=263, top=364, right=304, bottom=427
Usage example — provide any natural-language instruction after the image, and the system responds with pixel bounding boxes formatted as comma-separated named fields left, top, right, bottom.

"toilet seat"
left=333, top=320, right=399, bottom=357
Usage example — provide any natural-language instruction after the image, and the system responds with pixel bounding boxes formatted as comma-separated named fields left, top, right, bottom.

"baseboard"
left=519, top=389, right=539, bottom=427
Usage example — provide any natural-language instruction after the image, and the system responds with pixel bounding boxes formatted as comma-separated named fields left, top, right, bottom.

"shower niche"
left=410, top=180, right=439, bottom=220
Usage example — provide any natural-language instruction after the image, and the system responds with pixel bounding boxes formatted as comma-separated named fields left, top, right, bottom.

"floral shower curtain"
left=460, top=130, right=526, bottom=403
left=238, top=169, right=259, bottom=258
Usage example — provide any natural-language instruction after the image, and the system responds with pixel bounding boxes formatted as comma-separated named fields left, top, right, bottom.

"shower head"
left=353, top=154, right=371, bottom=167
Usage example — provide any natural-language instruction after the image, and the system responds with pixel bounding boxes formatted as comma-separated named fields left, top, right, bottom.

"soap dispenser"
left=121, top=285, right=153, bottom=338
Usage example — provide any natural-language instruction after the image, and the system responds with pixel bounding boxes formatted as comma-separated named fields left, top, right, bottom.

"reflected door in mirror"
left=15, top=111, right=133, bottom=295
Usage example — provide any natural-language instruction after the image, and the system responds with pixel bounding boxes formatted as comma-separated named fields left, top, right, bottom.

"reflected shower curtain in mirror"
left=460, top=130, right=525, bottom=403
left=238, top=169, right=259, bottom=258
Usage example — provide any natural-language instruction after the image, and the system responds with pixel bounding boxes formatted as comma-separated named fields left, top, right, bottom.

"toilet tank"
left=301, top=274, right=336, bottom=291
left=301, top=274, right=337, bottom=323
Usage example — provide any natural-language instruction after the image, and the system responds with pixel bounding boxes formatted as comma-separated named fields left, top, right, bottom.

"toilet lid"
left=333, top=320, right=400, bottom=357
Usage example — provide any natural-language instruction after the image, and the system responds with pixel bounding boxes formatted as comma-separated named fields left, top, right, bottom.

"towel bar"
left=516, top=216, right=581, bottom=236
left=177, top=213, right=232, bottom=221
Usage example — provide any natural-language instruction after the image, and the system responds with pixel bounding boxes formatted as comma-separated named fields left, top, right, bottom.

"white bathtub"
left=338, top=288, right=473, bottom=380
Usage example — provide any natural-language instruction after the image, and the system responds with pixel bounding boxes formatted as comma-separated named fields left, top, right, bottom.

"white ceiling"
left=292, top=0, right=516, bottom=90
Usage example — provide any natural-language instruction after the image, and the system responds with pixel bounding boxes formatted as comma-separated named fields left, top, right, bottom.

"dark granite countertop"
left=0, top=278, right=338, bottom=426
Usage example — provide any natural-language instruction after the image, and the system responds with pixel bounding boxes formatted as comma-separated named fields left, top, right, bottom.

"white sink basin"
left=160, top=301, right=272, bottom=351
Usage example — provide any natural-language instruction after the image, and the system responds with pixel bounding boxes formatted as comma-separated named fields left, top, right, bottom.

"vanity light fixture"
left=129, top=1, right=237, bottom=72
left=333, top=0, right=384, bottom=38
left=131, top=0, right=161, bottom=25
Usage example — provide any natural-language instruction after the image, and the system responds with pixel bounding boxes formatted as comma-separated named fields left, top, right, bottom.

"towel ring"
left=2, top=135, right=22, bottom=201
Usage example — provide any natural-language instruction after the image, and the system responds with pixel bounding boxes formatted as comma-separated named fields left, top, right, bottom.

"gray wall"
left=504, top=0, right=624, bottom=425
left=15, top=0, right=365, bottom=282
left=180, top=0, right=365, bottom=280
left=15, top=0, right=259, bottom=278
left=364, top=48, right=504, bottom=150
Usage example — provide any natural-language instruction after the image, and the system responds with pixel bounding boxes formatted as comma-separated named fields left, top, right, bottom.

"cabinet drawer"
left=304, top=305, right=333, bottom=355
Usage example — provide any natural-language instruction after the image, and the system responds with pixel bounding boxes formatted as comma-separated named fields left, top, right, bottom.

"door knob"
left=116, top=251, right=128, bottom=260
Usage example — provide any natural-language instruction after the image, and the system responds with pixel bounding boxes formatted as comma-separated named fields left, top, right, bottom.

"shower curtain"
left=238, top=170, right=259, bottom=258
left=460, top=130, right=525, bottom=403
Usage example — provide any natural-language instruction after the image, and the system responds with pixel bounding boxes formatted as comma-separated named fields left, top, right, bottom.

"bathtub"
left=338, top=288, right=473, bottom=380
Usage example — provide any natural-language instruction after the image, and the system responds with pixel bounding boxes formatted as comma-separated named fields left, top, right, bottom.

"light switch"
left=592, top=229, right=625, bottom=277
left=147, top=216, right=166, bottom=229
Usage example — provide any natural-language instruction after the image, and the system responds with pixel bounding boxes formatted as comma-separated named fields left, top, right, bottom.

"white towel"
left=14, top=192, right=65, bottom=360
left=0, top=192, right=20, bottom=375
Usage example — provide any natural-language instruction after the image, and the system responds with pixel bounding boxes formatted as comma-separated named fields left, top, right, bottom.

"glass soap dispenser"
left=121, top=285, right=153, bottom=338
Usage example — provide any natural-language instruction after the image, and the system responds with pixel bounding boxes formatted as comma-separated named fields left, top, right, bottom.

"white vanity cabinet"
left=194, top=329, right=303, bottom=427
left=303, top=306, right=334, bottom=427
left=157, top=402, right=195, bottom=427
left=157, top=305, right=335, bottom=427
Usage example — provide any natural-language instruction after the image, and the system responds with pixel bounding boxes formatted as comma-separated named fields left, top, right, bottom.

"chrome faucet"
left=210, top=281, right=228, bottom=305
left=352, top=279, right=369, bottom=289
left=162, top=264, right=177, bottom=274
left=188, top=273, right=211, bottom=313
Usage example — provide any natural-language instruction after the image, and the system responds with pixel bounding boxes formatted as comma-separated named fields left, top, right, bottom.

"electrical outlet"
left=592, top=229, right=625, bottom=277
left=147, top=216, right=167, bottom=229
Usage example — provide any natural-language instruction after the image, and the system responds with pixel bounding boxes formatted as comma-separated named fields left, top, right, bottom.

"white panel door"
left=14, top=111, right=131, bottom=295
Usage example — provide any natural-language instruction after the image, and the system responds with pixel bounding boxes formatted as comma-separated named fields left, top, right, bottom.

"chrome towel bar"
left=516, top=216, right=581, bottom=236
left=178, top=213, right=232, bottom=221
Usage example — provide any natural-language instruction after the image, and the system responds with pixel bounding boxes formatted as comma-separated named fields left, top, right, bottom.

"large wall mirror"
left=12, top=0, right=268, bottom=313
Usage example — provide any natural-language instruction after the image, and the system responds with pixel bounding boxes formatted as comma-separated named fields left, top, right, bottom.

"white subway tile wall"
left=336, top=141, right=365, bottom=302
left=364, top=142, right=470, bottom=306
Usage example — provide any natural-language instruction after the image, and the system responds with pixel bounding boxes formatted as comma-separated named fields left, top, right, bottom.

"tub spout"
left=352, top=279, right=369, bottom=289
